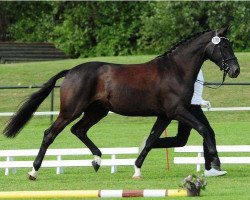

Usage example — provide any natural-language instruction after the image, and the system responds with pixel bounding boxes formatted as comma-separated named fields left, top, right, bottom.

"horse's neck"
left=172, top=41, right=208, bottom=83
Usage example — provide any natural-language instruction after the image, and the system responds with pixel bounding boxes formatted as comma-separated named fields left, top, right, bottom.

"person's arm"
left=192, top=70, right=211, bottom=110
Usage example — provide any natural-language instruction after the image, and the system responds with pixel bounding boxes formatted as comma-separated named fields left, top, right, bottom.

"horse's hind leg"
left=71, top=104, right=108, bottom=172
left=28, top=113, right=79, bottom=180
left=133, top=116, right=171, bottom=179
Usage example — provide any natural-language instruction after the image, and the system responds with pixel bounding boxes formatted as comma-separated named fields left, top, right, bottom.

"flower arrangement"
left=179, top=174, right=207, bottom=196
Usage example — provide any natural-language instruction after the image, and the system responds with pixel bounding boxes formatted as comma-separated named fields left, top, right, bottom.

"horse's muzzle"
left=228, top=65, right=240, bottom=78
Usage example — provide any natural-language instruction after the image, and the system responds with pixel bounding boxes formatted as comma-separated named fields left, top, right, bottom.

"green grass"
left=0, top=116, right=250, bottom=200
left=0, top=54, right=250, bottom=199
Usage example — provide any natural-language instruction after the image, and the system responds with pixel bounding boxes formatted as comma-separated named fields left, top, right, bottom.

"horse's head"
left=205, top=26, right=240, bottom=78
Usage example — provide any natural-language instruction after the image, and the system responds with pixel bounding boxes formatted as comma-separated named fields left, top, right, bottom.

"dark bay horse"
left=3, top=27, right=240, bottom=180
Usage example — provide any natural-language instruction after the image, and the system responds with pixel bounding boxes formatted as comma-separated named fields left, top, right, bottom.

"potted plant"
left=179, top=174, right=207, bottom=196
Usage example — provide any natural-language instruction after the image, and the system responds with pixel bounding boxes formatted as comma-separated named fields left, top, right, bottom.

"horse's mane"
left=156, top=29, right=213, bottom=58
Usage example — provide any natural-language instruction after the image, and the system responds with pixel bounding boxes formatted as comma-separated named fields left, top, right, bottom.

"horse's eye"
left=223, top=45, right=229, bottom=48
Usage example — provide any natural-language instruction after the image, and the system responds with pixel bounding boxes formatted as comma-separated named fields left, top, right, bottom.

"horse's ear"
left=217, top=26, right=230, bottom=37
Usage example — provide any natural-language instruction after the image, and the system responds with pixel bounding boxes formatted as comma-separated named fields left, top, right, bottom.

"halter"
left=197, top=31, right=238, bottom=89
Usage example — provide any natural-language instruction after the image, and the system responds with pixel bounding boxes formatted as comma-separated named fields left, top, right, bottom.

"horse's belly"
left=107, top=94, right=162, bottom=116
left=111, top=110, right=160, bottom=117
left=99, top=71, right=163, bottom=116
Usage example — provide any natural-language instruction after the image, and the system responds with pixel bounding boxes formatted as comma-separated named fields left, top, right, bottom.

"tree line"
left=0, top=1, right=249, bottom=58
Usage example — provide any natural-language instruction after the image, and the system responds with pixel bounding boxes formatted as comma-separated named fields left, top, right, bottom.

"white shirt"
left=191, top=70, right=204, bottom=105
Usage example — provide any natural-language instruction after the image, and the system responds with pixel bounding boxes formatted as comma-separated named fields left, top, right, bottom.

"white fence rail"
left=0, top=107, right=250, bottom=117
left=174, top=145, right=250, bottom=171
left=0, top=147, right=139, bottom=175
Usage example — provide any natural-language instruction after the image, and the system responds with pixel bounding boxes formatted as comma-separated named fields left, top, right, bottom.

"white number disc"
left=212, top=36, right=221, bottom=44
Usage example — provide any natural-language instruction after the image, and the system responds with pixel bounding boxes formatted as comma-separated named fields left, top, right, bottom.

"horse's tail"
left=3, top=70, right=69, bottom=138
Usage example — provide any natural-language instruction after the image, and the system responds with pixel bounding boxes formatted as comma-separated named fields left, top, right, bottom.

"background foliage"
left=0, top=1, right=249, bottom=57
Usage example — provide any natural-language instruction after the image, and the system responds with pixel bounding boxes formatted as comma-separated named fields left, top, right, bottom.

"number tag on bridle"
left=212, top=36, right=221, bottom=44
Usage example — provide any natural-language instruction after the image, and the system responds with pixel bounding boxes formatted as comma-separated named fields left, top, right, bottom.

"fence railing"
left=1, top=83, right=249, bottom=123
left=0, top=85, right=60, bottom=122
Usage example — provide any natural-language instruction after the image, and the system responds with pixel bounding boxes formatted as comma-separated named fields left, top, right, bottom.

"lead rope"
left=196, top=70, right=227, bottom=89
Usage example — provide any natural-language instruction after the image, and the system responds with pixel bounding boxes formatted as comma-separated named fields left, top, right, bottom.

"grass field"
left=0, top=54, right=249, bottom=199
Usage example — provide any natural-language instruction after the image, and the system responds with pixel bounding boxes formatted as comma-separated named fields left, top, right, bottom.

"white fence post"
left=196, top=152, right=203, bottom=172
left=5, top=156, right=10, bottom=175
left=11, top=157, right=16, bottom=174
left=5, top=156, right=15, bottom=175
left=56, top=155, right=63, bottom=174
left=111, top=154, right=117, bottom=173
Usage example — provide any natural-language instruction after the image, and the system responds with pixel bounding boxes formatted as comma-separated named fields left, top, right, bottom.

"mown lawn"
left=0, top=54, right=249, bottom=199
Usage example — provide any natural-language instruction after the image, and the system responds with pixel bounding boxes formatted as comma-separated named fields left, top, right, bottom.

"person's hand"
left=201, top=99, right=211, bottom=110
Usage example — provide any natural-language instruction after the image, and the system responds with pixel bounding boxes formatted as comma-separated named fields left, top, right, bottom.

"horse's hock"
left=0, top=42, right=68, bottom=63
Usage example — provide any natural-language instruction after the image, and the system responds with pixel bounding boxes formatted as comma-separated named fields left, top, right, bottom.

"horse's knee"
left=43, top=130, right=55, bottom=146
left=71, top=126, right=84, bottom=136
left=170, top=136, right=188, bottom=147
left=70, top=125, right=77, bottom=135
left=71, top=125, right=88, bottom=136
left=175, top=139, right=188, bottom=147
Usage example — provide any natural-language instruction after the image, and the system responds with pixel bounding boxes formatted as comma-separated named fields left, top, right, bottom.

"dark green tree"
left=139, top=1, right=250, bottom=54
left=0, top=1, right=249, bottom=57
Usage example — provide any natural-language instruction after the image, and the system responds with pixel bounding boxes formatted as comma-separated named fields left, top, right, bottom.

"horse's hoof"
left=28, top=168, right=37, bottom=181
left=28, top=174, right=36, bottom=181
left=92, top=160, right=100, bottom=172
left=132, top=175, right=142, bottom=179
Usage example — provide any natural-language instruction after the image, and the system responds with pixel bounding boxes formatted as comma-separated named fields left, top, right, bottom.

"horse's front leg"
left=133, top=116, right=171, bottom=179
left=175, top=106, right=220, bottom=168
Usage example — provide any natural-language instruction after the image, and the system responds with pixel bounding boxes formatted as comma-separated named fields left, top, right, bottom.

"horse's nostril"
left=234, top=68, right=240, bottom=75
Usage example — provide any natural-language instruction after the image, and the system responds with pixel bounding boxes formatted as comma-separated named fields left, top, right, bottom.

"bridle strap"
left=199, top=35, right=237, bottom=89
left=223, top=56, right=237, bottom=63
left=196, top=70, right=227, bottom=89
left=221, top=56, right=238, bottom=72
left=218, top=43, right=237, bottom=73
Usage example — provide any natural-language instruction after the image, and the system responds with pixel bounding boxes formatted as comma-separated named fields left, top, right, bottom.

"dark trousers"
left=152, top=105, right=220, bottom=170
